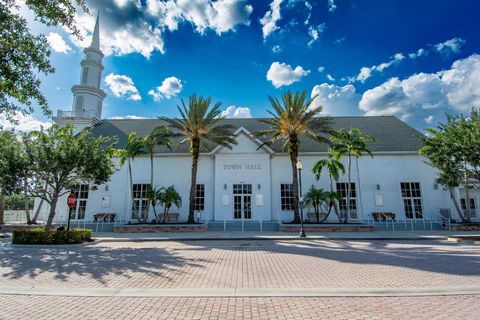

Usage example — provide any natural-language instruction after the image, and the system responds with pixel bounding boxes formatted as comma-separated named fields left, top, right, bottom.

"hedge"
left=12, top=228, right=92, bottom=245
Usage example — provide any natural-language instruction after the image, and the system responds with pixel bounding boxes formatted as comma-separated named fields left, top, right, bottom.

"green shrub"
left=12, top=228, right=92, bottom=245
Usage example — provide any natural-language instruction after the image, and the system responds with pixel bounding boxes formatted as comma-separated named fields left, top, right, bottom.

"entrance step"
left=207, top=221, right=279, bottom=232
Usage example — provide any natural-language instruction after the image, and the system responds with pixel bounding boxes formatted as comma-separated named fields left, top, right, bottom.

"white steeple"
left=70, top=12, right=106, bottom=121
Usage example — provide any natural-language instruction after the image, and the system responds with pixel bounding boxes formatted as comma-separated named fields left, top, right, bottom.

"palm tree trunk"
left=128, top=158, right=140, bottom=222
left=449, top=188, right=466, bottom=222
left=146, top=153, right=154, bottom=223
left=289, top=148, right=301, bottom=224
left=345, top=153, right=352, bottom=224
left=329, top=174, right=341, bottom=223
left=188, top=141, right=199, bottom=224
left=24, top=176, right=31, bottom=224
left=0, top=193, right=4, bottom=225
left=465, top=187, right=472, bottom=223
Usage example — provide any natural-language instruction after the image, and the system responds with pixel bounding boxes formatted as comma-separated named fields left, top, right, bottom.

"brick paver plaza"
left=1, top=239, right=479, bottom=319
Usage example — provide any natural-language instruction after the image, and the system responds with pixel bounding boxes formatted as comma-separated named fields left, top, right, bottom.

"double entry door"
left=233, top=184, right=252, bottom=220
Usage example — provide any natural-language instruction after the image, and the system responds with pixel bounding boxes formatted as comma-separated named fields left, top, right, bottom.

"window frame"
left=194, top=184, right=205, bottom=211
left=336, top=182, right=357, bottom=219
left=132, top=183, right=151, bottom=220
left=280, top=183, right=294, bottom=211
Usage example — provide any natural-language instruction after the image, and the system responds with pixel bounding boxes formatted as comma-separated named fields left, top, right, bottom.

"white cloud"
left=359, top=54, right=480, bottom=118
left=260, top=0, right=283, bottom=39
left=272, top=45, right=282, bottom=53
left=327, top=0, right=336, bottom=12
left=317, top=66, right=325, bottom=72
left=355, top=52, right=405, bottom=82
left=304, top=1, right=312, bottom=24
left=0, top=113, right=52, bottom=132
left=149, top=76, right=183, bottom=101
left=266, top=62, right=310, bottom=88
left=46, top=32, right=72, bottom=54
left=221, top=106, right=252, bottom=118
left=310, top=83, right=360, bottom=116
left=70, top=0, right=253, bottom=58
left=425, top=115, right=434, bottom=124
left=409, top=48, right=427, bottom=59
left=104, top=73, right=142, bottom=101
left=307, top=23, right=326, bottom=47
left=110, top=115, right=147, bottom=119
left=326, top=74, right=335, bottom=81
left=434, top=37, right=466, bottom=55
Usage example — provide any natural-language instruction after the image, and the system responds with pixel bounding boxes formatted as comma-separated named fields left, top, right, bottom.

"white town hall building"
left=43, top=16, right=478, bottom=228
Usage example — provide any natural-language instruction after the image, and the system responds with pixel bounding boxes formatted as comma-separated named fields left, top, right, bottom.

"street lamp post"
left=296, top=160, right=306, bottom=238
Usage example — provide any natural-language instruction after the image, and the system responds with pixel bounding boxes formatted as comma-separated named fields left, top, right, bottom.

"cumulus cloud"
left=104, top=73, right=142, bottom=101
left=425, top=115, right=434, bottom=124
left=327, top=0, right=336, bottom=12
left=221, top=106, right=252, bottom=118
left=434, top=37, right=466, bottom=55
left=0, top=113, right=52, bottom=132
left=148, top=76, right=183, bottom=101
left=266, top=62, right=310, bottom=88
left=70, top=0, right=253, bottom=58
left=46, top=32, right=72, bottom=54
left=272, top=45, right=282, bottom=53
left=317, top=66, right=325, bottom=72
left=408, top=48, right=427, bottom=59
left=260, top=0, right=283, bottom=39
left=310, top=83, right=360, bottom=116
left=307, top=23, right=326, bottom=47
left=109, top=115, right=147, bottom=119
left=355, top=53, right=405, bottom=82
left=359, top=54, right=480, bottom=119
left=326, top=74, right=335, bottom=81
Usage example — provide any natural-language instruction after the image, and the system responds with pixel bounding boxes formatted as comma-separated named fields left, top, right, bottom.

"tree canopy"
left=0, top=0, right=88, bottom=121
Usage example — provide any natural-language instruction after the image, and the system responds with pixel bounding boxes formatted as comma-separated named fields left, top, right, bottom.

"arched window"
left=75, top=96, right=84, bottom=113
left=81, top=67, right=89, bottom=84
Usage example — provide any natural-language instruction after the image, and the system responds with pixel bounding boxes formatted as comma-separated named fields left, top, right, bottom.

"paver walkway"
left=1, top=239, right=479, bottom=319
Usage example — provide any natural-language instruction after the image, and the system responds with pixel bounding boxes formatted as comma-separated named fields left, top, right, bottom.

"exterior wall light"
left=376, top=184, right=381, bottom=190
left=224, top=183, right=227, bottom=190
left=105, top=184, right=109, bottom=191
left=258, top=184, right=261, bottom=190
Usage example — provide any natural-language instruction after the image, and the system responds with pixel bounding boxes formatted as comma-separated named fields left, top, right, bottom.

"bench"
left=372, top=212, right=396, bottom=222
left=159, top=212, right=179, bottom=223
left=94, top=213, right=116, bottom=222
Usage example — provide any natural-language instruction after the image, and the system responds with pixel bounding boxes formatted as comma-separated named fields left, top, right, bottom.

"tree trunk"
left=45, top=196, right=58, bottom=230
left=146, top=154, right=154, bottom=223
left=465, top=187, right=472, bottom=223
left=31, top=198, right=44, bottom=224
left=289, top=145, right=300, bottom=224
left=449, top=188, right=466, bottom=222
left=24, top=177, right=31, bottom=224
left=0, top=193, right=4, bottom=225
left=188, top=141, right=199, bottom=224
left=128, top=158, right=140, bottom=222
left=345, top=153, right=352, bottom=224
left=329, top=174, right=341, bottom=223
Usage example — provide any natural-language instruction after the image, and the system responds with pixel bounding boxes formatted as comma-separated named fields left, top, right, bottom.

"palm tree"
left=254, top=90, right=333, bottom=223
left=146, top=185, right=163, bottom=223
left=303, top=185, right=328, bottom=223
left=117, top=132, right=146, bottom=222
left=312, top=150, right=346, bottom=222
left=158, top=185, right=182, bottom=223
left=143, top=126, right=173, bottom=215
left=163, top=95, right=237, bottom=223
left=331, top=128, right=376, bottom=223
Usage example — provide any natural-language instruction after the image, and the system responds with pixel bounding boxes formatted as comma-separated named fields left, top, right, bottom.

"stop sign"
left=67, top=193, right=77, bottom=208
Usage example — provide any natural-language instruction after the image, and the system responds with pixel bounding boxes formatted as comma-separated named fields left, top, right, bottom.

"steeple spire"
left=90, top=12, right=100, bottom=50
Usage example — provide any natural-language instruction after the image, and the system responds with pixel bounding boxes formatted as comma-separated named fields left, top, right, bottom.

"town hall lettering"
left=223, top=164, right=262, bottom=170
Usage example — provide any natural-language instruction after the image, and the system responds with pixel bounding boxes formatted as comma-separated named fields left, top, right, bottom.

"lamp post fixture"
left=296, top=160, right=306, bottom=238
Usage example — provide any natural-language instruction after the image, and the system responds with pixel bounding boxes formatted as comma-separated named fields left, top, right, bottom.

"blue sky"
left=6, top=0, right=480, bottom=131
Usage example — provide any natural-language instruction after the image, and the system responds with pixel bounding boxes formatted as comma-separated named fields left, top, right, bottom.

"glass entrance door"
left=233, top=184, right=252, bottom=219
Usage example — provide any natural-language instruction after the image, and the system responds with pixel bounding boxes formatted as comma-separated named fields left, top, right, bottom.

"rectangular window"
left=70, top=184, right=89, bottom=220
left=194, top=184, right=205, bottom=211
left=280, top=184, right=294, bottom=211
left=132, top=184, right=150, bottom=220
left=336, top=182, right=357, bottom=219
left=401, top=182, right=423, bottom=219
left=460, top=198, right=477, bottom=217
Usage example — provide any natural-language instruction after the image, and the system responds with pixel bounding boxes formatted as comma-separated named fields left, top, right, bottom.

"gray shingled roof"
left=89, top=116, right=424, bottom=153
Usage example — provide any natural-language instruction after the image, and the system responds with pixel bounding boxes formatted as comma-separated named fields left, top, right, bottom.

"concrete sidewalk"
left=93, top=230, right=480, bottom=242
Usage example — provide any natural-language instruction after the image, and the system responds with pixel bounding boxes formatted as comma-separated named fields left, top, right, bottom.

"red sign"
left=67, top=193, right=77, bottom=208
